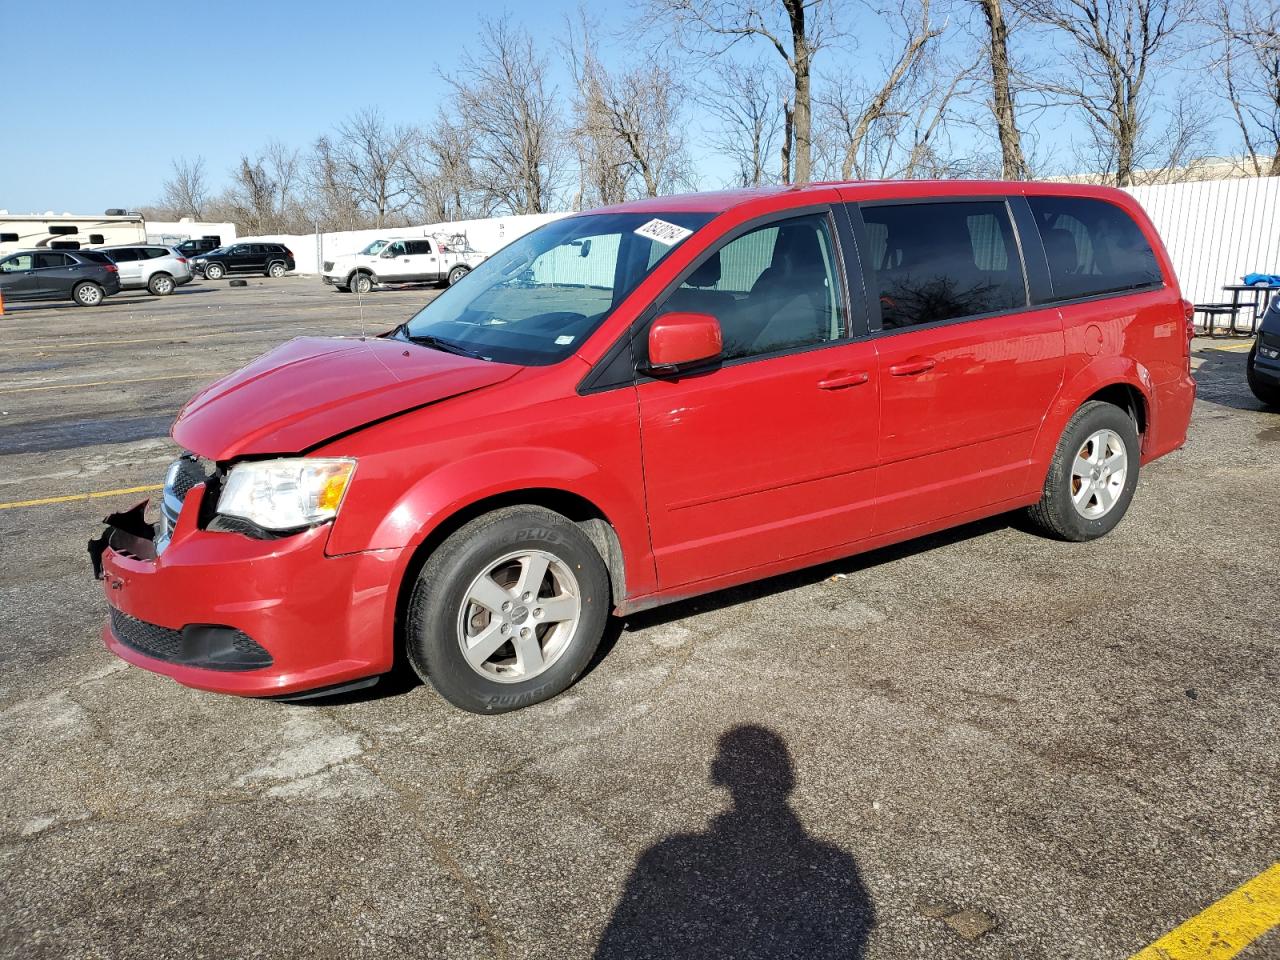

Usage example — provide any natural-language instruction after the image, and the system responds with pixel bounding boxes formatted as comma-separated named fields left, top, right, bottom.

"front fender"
left=324, top=445, right=657, bottom=597
left=1028, top=356, right=1155, bottom=490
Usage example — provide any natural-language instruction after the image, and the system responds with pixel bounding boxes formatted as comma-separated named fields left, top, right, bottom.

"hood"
left=172, top=336, right=521, bottom=460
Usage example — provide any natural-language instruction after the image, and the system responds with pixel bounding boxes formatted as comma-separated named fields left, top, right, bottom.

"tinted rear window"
left=860, top=200, right=1027, bottom=329
left=1027, top=196, right=1162, bottom=300
left=144, top=247, right=171, bottom=259
left=78, top=250, right=113, bottom=264
left=108, top=248, right=141, bottom=262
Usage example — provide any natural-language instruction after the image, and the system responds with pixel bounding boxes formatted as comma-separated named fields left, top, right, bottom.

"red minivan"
left=90, top=182, right=1196, bottom=712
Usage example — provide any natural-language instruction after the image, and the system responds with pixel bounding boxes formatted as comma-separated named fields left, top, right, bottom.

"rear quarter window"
left=1027, top=196, right=1162, bottom=301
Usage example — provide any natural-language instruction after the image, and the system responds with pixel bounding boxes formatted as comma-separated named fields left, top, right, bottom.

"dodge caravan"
left=90, top=181, right=1196, bottom=713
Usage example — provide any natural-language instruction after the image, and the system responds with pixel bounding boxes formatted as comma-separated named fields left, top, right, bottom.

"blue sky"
left=0, top=0, right=1224, bottom=214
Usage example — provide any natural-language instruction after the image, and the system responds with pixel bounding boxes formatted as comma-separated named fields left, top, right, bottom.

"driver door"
left=636, top=211, right=881, bottom=590
left=379, top=241, right=414, bottom=281
left=0, top=253, right=36, bottom=300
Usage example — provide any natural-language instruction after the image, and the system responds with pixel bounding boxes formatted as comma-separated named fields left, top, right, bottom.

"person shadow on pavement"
left=594, top=724, right=875, bottom=959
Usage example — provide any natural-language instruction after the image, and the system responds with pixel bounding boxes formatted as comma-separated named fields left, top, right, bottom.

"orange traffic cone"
left=0, top=288, right=6, bottom=316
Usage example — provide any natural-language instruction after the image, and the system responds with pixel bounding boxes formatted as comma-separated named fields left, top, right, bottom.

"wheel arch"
left=1031, top=358, right=1156, bottom=490
left=347, top=268, right=376, bottom=285
left=388, top=487, right=630, bottom=664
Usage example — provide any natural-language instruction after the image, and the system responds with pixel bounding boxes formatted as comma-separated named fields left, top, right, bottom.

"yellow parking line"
left=1206, top=342, right=1255, bottom=352
left=1130, top=863, right=1280, bottom=959
left=0, top=484, right=163, bottom=511
left=0, top=373, right=219, bottom=394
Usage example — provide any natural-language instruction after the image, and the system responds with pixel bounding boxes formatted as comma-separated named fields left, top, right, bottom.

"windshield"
left=360, top=239, right=389, bottom=256
left=397, top=212, right=711, bottom=365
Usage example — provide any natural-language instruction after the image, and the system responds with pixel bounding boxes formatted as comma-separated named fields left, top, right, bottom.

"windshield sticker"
left=555, top=335, right=575, bottom=345
left=634, top=218, right=693, bottom=246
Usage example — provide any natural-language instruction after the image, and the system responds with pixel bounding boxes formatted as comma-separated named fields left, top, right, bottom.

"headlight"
left=216, top=458, right=356, bottom=531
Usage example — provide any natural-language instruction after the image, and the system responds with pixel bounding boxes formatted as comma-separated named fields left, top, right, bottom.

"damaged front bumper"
left=89, top=486, right=402, bottom=697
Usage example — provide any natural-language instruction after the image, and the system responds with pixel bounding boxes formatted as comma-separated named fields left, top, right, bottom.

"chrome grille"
left=158, top=455, right=212, bottom=549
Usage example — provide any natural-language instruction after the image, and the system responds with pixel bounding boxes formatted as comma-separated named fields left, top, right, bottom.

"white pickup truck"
left=321, top=236, right=485, bottom=293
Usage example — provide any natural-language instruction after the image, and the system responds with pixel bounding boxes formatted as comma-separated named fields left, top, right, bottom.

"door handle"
left=889, top=357, right=937, bottom=376
left=818, top=371, right=870, bottom=390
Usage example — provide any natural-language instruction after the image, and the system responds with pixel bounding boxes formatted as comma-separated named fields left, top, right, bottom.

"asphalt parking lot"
left=1, top=277, right=1277, bottom=959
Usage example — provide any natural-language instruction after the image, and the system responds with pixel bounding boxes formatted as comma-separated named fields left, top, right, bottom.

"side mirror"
left=647, top=312, right=723, bottom=371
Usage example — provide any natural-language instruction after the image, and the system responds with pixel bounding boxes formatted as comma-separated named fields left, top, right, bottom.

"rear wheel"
left=72, top=282, right=104, bottom=307
left=204, top=262, right=225, bottom=280
left=1025, top=400, right=1140, bottom=541
left=147, top=273, right=174, bottom=296
left=1246, top=347, right=1280, bottom=407
left=447, top=265, right=470, bottom=286
left=267, top=261, right=287, bottom=278
left=406, top=506, right=610, bottom=713
left=350, top=272, right=373, bottom=295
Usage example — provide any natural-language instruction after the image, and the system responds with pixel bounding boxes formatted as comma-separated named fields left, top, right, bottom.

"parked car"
left=91, top=182, right=1195, bottom=712
left=1247, top=295, right=1280, bottom=407
left=175, top=238, right=221, bottom=259
left=192, top=242, right=294, bottom=280
left=101, top=244, right=193, bottom=296
left=322, top=236, right=484, bottom=293
left=0, top=248, right=120, bottom=306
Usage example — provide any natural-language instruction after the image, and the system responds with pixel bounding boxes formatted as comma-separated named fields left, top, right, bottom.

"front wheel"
left=406, top=506, right=610, bottom=714
left=204, top=262, right=225, bottom=280
left=72, top=282, right=104, bottom=306
left=447, top=265, right=470, bottom=286
left=148, top=273, right=174, bottom=296
left=350, top=273, right=373, bottom=295
left=1247, top=347, right=1280, bottom=407
left=267, top=262, right=287, bottom=278
left=1025, top=400, right=1140, bottom=542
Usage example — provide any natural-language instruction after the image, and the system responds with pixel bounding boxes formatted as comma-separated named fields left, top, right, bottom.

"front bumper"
left=91, top=485, right=402, bottom=697
left=1253, top=337, right=1280, bottom=386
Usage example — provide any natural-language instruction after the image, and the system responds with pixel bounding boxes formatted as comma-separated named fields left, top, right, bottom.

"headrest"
left=686, top=250, right=722, bottom=288
left=1042, top=227, right=1079, bottom=273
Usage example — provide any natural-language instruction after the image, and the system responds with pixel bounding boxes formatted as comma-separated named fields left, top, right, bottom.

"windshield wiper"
left=399, top=330, right=489, bottom=360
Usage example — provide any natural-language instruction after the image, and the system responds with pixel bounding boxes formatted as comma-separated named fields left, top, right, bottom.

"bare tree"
left=702, top=59, right=784, bottom=186
left=219, top=142, right=308, bottom=234
left=160, top=156, right=208, bottom=218
left=1212, top=0, right=1280, bottom=176
left=816, top=0, right=944, bottom=179
left=567, top=18, right=692, bottom=203
left=443, top=17, right=567, bottom=215
left=311, top=109, right=419, bottom=228
left=971, top=0, right=1029, bottom=178
left=401, top=114, right=492, bottom=223
left=645, top=0, right=839, bottom=183
left=1013, top=0, right=1193, bottom=186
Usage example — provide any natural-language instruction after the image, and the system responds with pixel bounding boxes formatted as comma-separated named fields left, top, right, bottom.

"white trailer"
left=0, top=211, right=146, bottom=256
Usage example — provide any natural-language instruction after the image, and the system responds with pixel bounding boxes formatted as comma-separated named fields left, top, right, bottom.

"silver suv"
left=100, top=245, right=194, bottom=296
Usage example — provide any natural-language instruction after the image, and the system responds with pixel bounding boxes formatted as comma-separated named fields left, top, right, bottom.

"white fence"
left=1124, top=177, right=1280, bottom=307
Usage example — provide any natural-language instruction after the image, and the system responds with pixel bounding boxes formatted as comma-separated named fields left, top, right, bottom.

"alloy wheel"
left=1071, top=428, right=1128, bottom=519
left=455, top=550, right=582, bottom=683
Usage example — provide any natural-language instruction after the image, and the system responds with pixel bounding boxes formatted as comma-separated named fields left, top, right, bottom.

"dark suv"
left=192, top=243, right=295, bottom=280
left=175, top=238, right=221, bottom=259
left=0, top=249, right=120, bottom=306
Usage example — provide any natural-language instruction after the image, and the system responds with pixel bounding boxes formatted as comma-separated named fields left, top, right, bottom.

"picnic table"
left=1195, top=283, right=1275, bottom=337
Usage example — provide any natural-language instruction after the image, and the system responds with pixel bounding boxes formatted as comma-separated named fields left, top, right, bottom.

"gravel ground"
left=1, top=277, right=1276, bottom=959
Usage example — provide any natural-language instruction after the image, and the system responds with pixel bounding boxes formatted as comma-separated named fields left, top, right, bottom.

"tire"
left=267, top=261, right=287, bottom=278
left=1026, top=400, right=1141, bottom=542
left=406, top=506, right=610, bottom=714
left=204, top=262, right=225, bottom=280
left=147, top=273, right=174, bottom=296
left=72, top=282, right=104, bottom=307
left=350, top=272, right=373, bottom=295
left=1246, top=347, right=1280, bottom=407
left=447, top=265, right=470, bottom=286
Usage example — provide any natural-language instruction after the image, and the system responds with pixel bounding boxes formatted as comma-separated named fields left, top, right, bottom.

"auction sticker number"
left=634, top=218, right=693, bottom=246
